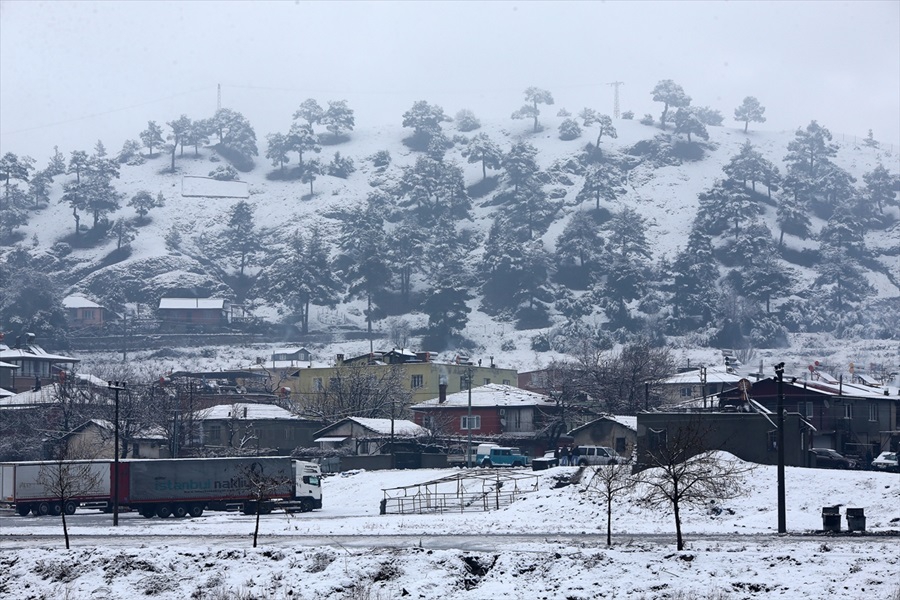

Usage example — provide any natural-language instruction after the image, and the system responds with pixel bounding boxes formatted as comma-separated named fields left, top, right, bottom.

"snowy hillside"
left=3, top=108, right=900, bottom=377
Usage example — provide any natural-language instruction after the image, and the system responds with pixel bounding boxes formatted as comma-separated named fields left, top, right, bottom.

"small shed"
left=568, top=415, right=638, bottom=458
left=313, top=417, right=429, bottom=455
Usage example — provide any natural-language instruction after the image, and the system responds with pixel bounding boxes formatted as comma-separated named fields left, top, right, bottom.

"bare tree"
left=37, top=445, right=106, bottom=549
left=240, top=461, right=293, bottom=548
left=297, top=362, right=411, bottom=424
left=639, top=418, right=752, bottom=550
left=585, top=459, right=640, bottom=546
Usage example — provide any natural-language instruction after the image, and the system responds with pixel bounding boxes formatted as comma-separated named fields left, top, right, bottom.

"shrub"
left=558, top=118, right=582, bottom=141
left=208, top=165, right=238, bottom=181
left=455, top=109, right=481, bottom=132
left=368, top=150, right=391, bottom=168
left=622, top=110, right=634, bottom=120
left=327, top=152, right=356, bottom=178
left=640, top=114, right=655, bottom=126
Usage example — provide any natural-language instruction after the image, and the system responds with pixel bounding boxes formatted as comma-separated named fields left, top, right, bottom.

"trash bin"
left=846, top=508, right=866, bottom=532
left=821, top=506, right=841, bottom=532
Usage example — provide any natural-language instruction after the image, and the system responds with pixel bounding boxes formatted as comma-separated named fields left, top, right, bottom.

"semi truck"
left=1, top=457, right=322, bottom=518
left=1, top=460, right=111, bottom=516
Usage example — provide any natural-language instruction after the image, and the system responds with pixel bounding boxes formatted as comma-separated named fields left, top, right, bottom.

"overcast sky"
left=2, top=1, right=898, bottom=163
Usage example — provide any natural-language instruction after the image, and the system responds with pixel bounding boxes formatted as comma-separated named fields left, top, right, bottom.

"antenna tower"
left=217, top=84, right=221, bottom=112
left=607, top=81, right=624, bottom=118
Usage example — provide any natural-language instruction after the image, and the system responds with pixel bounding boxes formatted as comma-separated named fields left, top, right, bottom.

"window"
left=680, top=386, right=692, bottom=398
left=461, top=415, right=481, bottom=430
left=209, top=425, right=221, bottom=442
left=313, top=378, right=323, bottom=391
left=82, top=309, right=95, bottom=320
left=844, top=404, right=853, bottom=419
left=502, top=379, right=511, bottom=386
left=615, top=437, right=626, bottom=453
left=483, top=378, right=491, bottom=385
left=460, top=376, right=467, bottom=390
left=869, top=403, right=878, bottom=421
left=767, top=430, right=777, bottom=452
left=805, top=402, right=814, bottom=418
left=411, top=374, right=424, bottom=389
left=648, top=428, right=667, bottom=451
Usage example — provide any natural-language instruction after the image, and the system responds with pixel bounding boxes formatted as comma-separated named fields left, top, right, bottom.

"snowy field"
left=1, top=459, right=898, bottom=599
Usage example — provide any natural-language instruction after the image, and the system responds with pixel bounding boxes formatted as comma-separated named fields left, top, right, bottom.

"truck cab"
left=475, top=444, right=529, bottom=468
left=292, top=460, right=322, bottom=512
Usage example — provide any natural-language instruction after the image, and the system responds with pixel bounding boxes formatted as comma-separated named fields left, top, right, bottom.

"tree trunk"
left=779, top=228, right=785, bottom=248
left=73, top=208, right=80, bottom=236
left=482, top=158, right=487, bottom=180
left=744, top=121, right=749, bottom=133
left=62, top=510, right=70, bottom=549
left=606, top=498, right=613, bottom=546
left=309, top=179, right=314, bottom=196
left=253, top=503, right=261, bottom=548
left=302, top=299, right=310, bottom=334
left=672, top=500, right=684, bottom=552
left=532, top=100, right=539, bottom=133
left=170, top=147, right=176, bottom=171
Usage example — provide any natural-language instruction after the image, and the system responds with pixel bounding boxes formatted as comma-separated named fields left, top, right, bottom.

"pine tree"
left=422, top=252, right=472, bottom=348
left=673, top=108, right=709, bottom=143
left=287, top=122, right=321, bottom=168
left=694, top=106, right=724, bottom=126
left=556, top=212, right=605, bottom=269
left=402, top=100, right=449, bottom=148
left=60, top=180, right=88, bottom=236
left=578, top=109, right=618, bottom=151
left=28, top=169, right=52, bottom=207
left=502, top=142, right=539, bottom=194
left=294, top=99, right=324, bottom=130
left=66, top=150, right=89, bottom=183
left=651, top=80, right=691, bottom=129
left=578, top=163, right=625, bottom=210
left=604, top=207, right=651, bottom=259
left=774, top=189, right=811, bottom=247
left=0, top=152, right=35, bottom=210
left=110, top=218, right=135, bottom=250
left=301, top=159, right=322, bottom=196
left=139, top=121, right=165, bottom=158
left=321, top=99, right=355, bottom=139
left=461, top=133, right=503, bottom=180
left=166, top=114, right=192, bottom=169
left=454, top=108, right=481, bottom=132
left=385, top=214, right=427, bottom=306
left=863, top=164, right=897, bottom=214
left=338, top=205, right=390, bottom=332
left=698, top=179, right=757, bottom=239
left=47, top=146, right=66, bottom=177
left=743, top=252, right=792, bottom=314
left=264, top=227, right=341, bottom=334
left=511, top=87, right=554, bottom=133
left=223, top=200, right=259, bottom=276
left=733, top=96, right=767, bottom=133
left=128, top=190, right=164, bottom=222
left=813, top=247, right=873, bottom=314
left=669, top=223, right=720, bottom=330
left=819, top=202, right=866, bottom=255
left=265, top=133, right=291, bottom=170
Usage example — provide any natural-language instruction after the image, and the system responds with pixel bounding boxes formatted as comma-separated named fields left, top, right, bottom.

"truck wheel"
left=512, top=461, right=523, bottom=467
left=481, top=460, right=492, bottom=468
left=155, top=505, right=172, bottom=518
left=173, top=504, right=188, bottom=518
left=64, top=501, right=77, bottom=515
left=34, top=502, right=50, bottom=516
left=300, top=499, right=314, bottom=513
left=16, top=505, right=31, bottom=517
left=50, top=503, right=63, bottom=516
left=140, top=506, right=155, bottom=518
left=188, top=504, right=204, bottom=518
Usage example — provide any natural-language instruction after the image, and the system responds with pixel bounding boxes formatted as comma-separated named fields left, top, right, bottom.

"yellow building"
left=284, top=350, right=518, bottom=406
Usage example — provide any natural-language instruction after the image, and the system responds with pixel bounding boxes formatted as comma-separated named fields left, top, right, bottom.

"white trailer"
left=0, top=460, right=111, bottom=516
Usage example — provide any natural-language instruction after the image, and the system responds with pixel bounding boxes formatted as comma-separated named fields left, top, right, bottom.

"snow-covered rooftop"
left=199, top=403, right=301, bottom=421
left=412, top=383, right=556, bottom=408
left=662, top=367, right=743, bottom=385
left=158, top=298, right=226, bottom=310
left=346, top=417, right=427, bottom=436
left=62, top=295, right=102, bottom=309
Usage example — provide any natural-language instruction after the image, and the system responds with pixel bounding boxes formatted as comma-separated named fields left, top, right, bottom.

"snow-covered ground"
left=2, top=459, right=898, bottom=599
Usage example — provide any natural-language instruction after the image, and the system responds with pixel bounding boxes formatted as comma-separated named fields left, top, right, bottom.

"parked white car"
left=871, top=451, right=899, bottom=472
left=572, top=446, right=620, bottom=466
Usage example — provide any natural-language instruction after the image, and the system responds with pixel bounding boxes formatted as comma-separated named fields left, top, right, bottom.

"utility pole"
left=466, top=368, right=473, bottom=469
left=607, top=81, right=624, bottom=118
left=700, top=366, right=707, bottom=409
left=774, top=362, right=787, bottom=534
left=107, top=381, right=126, bottom=526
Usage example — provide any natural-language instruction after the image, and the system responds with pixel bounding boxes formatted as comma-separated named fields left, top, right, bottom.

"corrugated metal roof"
left=348, top=417, right=427, bottom=436
left=199, top=403, right=300, bottom=420
left=412, top=383, right=556, bottom=408
left=158, top=298, right=226, bottom=310
left=663, top=368, right=742, bottom=385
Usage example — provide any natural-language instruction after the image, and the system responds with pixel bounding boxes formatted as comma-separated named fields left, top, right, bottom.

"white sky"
left=2, top=0, right=899, bottom=163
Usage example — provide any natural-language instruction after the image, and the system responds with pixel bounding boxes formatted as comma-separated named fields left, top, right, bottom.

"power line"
left=0, top=85, right=216, bottom=136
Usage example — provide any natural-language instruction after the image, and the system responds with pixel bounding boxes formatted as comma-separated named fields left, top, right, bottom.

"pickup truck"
left=475, top=444, right=529, bottom=468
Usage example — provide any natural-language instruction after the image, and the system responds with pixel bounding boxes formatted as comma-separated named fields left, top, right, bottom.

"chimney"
left=243, top=406, right=248, bottom=418
left=439, top=382, right=447, bottom=403
left=336, top=353, right=344, bottom=365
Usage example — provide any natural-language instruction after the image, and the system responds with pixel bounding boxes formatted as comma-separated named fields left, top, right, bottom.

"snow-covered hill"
left=4, top=112, right=900, bottom=376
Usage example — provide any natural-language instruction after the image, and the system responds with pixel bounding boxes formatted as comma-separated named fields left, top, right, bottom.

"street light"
left=465, top=368, right=473, bottom=469
left=774, top=363, right=786, bottom=534
left=107, top=380, right=126, bottom=527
